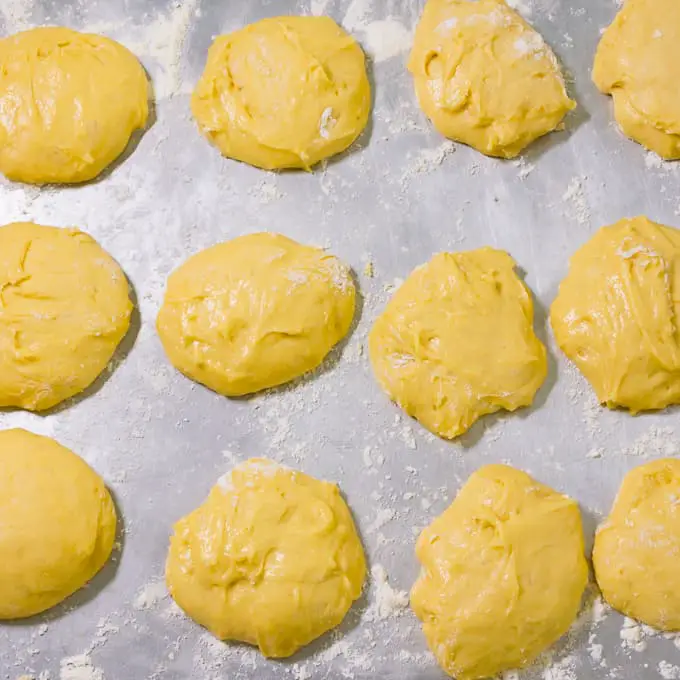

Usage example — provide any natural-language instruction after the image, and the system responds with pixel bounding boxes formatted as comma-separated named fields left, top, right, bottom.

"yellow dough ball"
left=368, top=248, right=546, bottom=439
left=191, top=16, right=371, bottom=170
left=551, top=216, right=680, bottom=413
left=594, top=459, right=680, bottom=630
left=0, top=429, right=117, bottom=619
left=0, top=27, right=149, bottom=184
left=593, top=0, right=680, bottom=159
left=411, top=465, right=588, bottom=680
left=157, top=233, right=355, bottom=396
left=0, top=222, right=133, bottom=411
left=408, top=0, right=575, bottom=158
left=166, top=458, right=366, bottom=657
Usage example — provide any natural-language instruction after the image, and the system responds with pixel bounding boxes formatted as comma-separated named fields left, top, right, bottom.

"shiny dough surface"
left=157, top=232, right=355, bottom=396
left=0, top=222, right=133, bottom=411
left=551, top=216, right=680, bottom=413
left=166, top=458, right=366, bottom=657
left=0, top=428, right=116, bottom=619
left=593, top=0, right=680, bottom=159
left=191, top=16, right=371, bottom=170
left=368, top=247, right=547, bottom=439
left=408, top=0, right=574, bottom=158
left=594, top=458, right=680, bottom=631
left=411, top=464, right=588, bottom=680
left=0, top=27, right=149, bottom=184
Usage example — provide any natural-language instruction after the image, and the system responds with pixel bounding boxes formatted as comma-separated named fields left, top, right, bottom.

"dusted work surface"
left=0, top=0, right=679, bottom=679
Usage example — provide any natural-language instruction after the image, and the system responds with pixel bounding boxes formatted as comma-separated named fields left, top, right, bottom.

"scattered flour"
left=366, top=564, right=409, bottom=621
left=645, top=151, right=665, bottom=170
left=623, top=426, right=677, bottom=458
left=588, top=636, right=603, bottom=665
left=591, top=596, right=610, bottom=625
left=541, top=654, right=578, bottom=680
left=619, top=617, right=662, bottom=653
left=366, top=507, right=397, bottom=534
left=358, top=18, right=413, bottom=63
left=661, top=661, right=680, bottom=679
left=1, top=1, right=678, bottom=679
left=620, top=617, right=648, bottom=653
left=0, top=0, right=33, bottom=31
left=59, top=655, right=104, bottom=680
left=400, top=141, right=457, bottom=185
left=248, top=178, right=285, bottom=204
left=561, top=176, right=590, bottom=226
left=124, top=0, right=200, bottom=98
left=513, top=157, right=536, bottom=180
left=342, top=0, right=412, bottom=62
left=342, top=0, right=372, bottom=32
left=133, top=581, right=168, bottom=611
left=582, top=392, right=602, bottom=436
left=309, top=0, right=331, bottom=16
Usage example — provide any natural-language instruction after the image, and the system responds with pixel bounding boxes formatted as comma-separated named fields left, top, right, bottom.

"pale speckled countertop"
left=1, top=0, right=679, bottom=679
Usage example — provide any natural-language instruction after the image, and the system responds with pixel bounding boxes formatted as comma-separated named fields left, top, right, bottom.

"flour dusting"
left=359, top=18, right=412, bottom=63
left=133, top=581, right=168, bottom=611
left=342, top=0, right=412, bottom=62
left=366, top=564, right=409, bottom=621
left=401, top=141, right=457, bottom=186
left=59, top=655, right=104, bottom=680
left=561, top=176, right=590, bottom=226
left=0, top=0, right=34, bottom=31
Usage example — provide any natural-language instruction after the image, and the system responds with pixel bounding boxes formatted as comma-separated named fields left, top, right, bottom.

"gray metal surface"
left=1, top=0, right=678, bottom=678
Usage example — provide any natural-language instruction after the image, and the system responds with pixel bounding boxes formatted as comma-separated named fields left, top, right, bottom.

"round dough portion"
left=0, top=27, right=149, bottom=184
left=0, top=429, right=116, bottom=619
left=191, top=16, right=370, bottom=170
left=408, top=0, right=575, bottom=158
left=0, top=222, right=133, bottom=411
left=411, top=464, right=588, bottom=680
left=594, top=459, right=680, bottom=630
left=166, top=458, right=366, bottom=657
left=368, top=248, right=547, bottom=439
left=157, top=233, right=355, bottom=396
left=593, top=0, right=680, bottom=159
left=551, top=216, right=680, bottom=413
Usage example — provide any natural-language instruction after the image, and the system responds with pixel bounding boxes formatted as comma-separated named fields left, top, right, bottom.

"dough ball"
left=0, top=429, right=116, bottom=619
left=191, top=16, right=370, bottom=170
left=0, top=27, right=149, bottom=184
left=551, top=216, right=680, bottom=413
left=593, top=0, right=680, bottom=159
left=368, top=247, right=546, bottom=439
left=594, top=459, right=680, bottom=630
left=411, top=464, right=588, bottom=680
left=0, top=222, right=133, bottom=411
left=408, top=0, right=574, bottom=158
left=166, top=458, right=366, bottom=657
left=157, top=233, right=355, bottom=396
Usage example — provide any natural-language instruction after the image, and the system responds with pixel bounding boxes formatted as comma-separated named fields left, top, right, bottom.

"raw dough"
left=0, top=27, right=149, bottom=184
left=166, top=458, right=366, bottom=657
left=594, top=458, right=680, bottom=630
left=0, top=428, right=116, bottom=619
left=368, top=248, right=546, bottom=439
left=408, top=0, right=575, bottom=158
left=411, top=464, right=588, bottom=680
left=593, top=0, right=680, bottom=159
left=157, top=233, right=355, bottom=396
left=551, top=216, right=680, bottom=413
left=0, top=222, right=133, bottom=411
left=191, top=16, right=370, bottom=170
